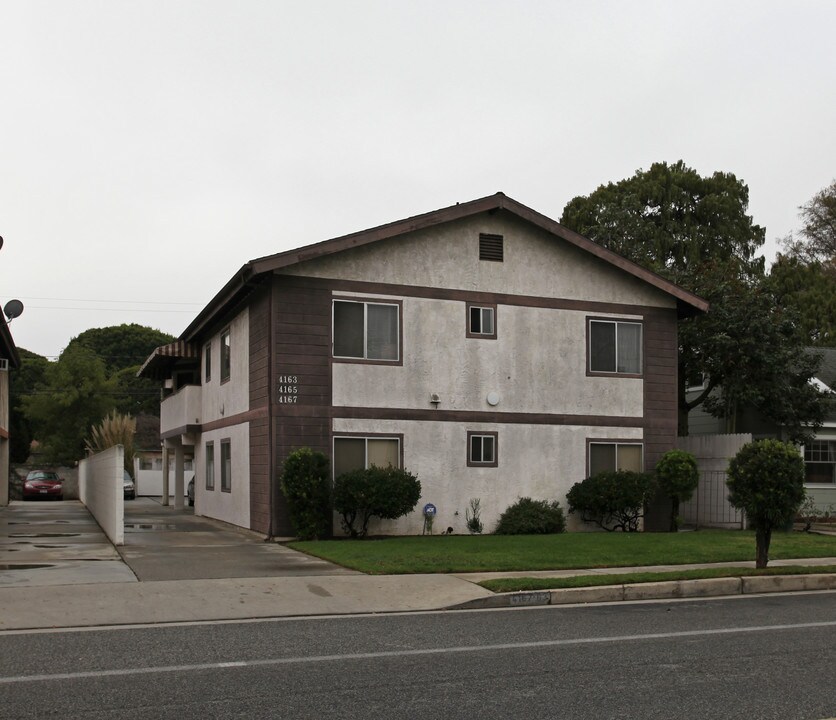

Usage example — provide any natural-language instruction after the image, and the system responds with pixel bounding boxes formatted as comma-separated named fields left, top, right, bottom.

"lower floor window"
left=468, top=431, right=498, bottom=467
left=333, top=436, right=400, bottom=478
left=220, top=439, right=231, bottom=492
left=205, top=442, right=215, bottom=490
left=805, top=440, right=835, bottom=484
left=589, top=441, right=643, bottom=476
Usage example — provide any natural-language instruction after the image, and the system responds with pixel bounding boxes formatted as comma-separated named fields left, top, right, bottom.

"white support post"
left=161, top=444, right=170, bottom=506
left=174, top=445, right=185, bottom=510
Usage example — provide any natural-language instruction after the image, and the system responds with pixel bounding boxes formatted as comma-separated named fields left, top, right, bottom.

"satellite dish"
left=4, top=299, right=23, bottom=321
left=0, top=236, right=4, bottom=251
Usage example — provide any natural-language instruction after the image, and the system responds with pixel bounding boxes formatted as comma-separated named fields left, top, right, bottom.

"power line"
left=9, top=295, right=203, bottom=306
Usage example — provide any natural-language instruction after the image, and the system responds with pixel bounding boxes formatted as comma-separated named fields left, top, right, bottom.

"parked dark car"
left=23, top=470, right=63, bottom=501
left=123, top=471, right=136, bottom=500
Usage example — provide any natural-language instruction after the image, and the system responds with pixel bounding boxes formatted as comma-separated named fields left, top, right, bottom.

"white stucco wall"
left=333, top=297, right=643, bottom=416
left=332, top=418, right=642, bottom=535
left=283, top=213, right=677, bottom=310
left=201, top=307, right=250, bottom=423
left=195, top=424, right=250, bottom=529
left=78, top=445, right=125, bottom=545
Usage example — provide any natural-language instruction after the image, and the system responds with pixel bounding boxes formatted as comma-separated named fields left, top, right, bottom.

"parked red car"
left=22, top=470, right=64, bottom=501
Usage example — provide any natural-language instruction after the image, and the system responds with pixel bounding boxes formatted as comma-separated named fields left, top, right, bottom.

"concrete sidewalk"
left=2, top=500, right=835, bottom=631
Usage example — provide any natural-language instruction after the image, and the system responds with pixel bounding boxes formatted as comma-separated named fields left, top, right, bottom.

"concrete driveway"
left=0, top=498, right=357, bottom=587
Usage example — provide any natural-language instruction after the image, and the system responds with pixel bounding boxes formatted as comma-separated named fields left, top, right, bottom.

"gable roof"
left=811, top=347, right=836, bottom=392
left=181, top=192, right=709, bottom=342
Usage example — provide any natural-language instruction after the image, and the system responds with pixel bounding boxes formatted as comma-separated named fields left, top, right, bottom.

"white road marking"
left=2, top=619, right=835, bottom=685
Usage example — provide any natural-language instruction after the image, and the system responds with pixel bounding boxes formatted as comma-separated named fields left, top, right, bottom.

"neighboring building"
left=140, top=193, right=707, bottom=535
left=687, top=348, right=836, bottom=510
left=0, top=314, right=21, bottom=505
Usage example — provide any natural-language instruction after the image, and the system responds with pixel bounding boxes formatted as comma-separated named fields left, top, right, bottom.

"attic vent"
left=479, top=233, right=504, bottom=262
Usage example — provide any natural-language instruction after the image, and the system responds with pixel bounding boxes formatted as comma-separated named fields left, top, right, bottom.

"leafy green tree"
left=727, top=439, right=805, bottom=568
left=655, top=449, right=699, bottom=531
left=9, top=348, right=50, bottom=463
left=561, top=161, right=825, bottom=439
left=280, top=448, right=332, bottom=540
left=780, top=180, right=836, bottom=264
left=21, top=345, right=117, bottom=465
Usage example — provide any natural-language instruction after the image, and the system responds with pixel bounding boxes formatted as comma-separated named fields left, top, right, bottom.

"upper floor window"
left=467, top=303, right=497, bottom=339
left=588, top=319, right=642, bottom=375
left=204, top=342, right=212, bottom=383
left=220, top=328, right=231, bottom=382
left=333, top=300, right=399, bottom=362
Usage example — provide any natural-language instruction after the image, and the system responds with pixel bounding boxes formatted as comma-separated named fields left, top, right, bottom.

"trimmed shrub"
left=495, top=497, right=566, bottom=535
left=279, top=448, right=331, bottom=540
left=655, top=449, right=699, bottom=531
left=727, top=439, right=805, bottom=568
left=333, top=465, right=421, bottom=538
left=567, top=470, right=657, bottom=532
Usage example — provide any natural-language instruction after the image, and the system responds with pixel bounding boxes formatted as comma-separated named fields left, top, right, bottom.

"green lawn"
left=287, top=529, right=836, bottom=575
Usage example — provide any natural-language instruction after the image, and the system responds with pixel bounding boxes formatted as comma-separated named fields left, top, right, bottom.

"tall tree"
left=780, top=180, right=836, bottom=264
left=21, top=345, right=118, bottom=465
left=768, top=255, right=836, bottom=347
left=8, top=348, right=50, bottom=463
left=561, top=161, right=826, bottom=440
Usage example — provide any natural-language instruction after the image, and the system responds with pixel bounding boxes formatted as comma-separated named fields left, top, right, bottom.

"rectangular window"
left=220, top=329, right=231, bottom=382
left=220, top=440, right=231, bottom=492
left=204, top=342, right=212, bottom=383
left=468, top=431, right=498, bottom=467
left=589, top=441, right=643, bottom=476
left=479, top=233, right=504, bottom=262
left=467, top=303, right=497, bottom=339
left=205, top=442, right=215, bottom=491
left=804, top=440, right=836, bottom=484
left=589, top=319, right=642, bottom=375
left=333, top=436, right=401, bottom=478
left=333, top=300, right=399, bottom=361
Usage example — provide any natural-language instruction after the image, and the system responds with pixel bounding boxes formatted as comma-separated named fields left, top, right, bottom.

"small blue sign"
left=423, top=503, right=437, bottom=517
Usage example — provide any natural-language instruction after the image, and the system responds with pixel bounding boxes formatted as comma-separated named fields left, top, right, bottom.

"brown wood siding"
left=248, top=285, right=272, bottom=534
left=642, top=307, right=679, bottom=530
left=271, top=276, right=333, bottom=536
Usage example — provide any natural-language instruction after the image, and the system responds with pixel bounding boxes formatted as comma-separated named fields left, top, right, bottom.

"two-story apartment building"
left=0, top=314, right=20, bottom=505
left=140, top=193, right=708, bottom=535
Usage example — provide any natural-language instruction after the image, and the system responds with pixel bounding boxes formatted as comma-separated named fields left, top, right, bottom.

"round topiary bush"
left=655, top=449, right=699, bottom=531
left=494, top=497, right=566, bottom=535
left=566, top=470, right=656, bottom=532
left=333, top=465, right=421, bottom=537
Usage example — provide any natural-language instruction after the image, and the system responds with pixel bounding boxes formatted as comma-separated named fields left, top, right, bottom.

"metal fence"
left=679, top=470, right=746, bottom=530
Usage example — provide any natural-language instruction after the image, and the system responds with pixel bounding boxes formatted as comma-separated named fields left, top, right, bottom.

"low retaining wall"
left=79, top=446, right=124, bottom=545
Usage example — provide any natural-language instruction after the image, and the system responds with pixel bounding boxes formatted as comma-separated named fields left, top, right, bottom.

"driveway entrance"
left=0, top=498, right=357, bottom=587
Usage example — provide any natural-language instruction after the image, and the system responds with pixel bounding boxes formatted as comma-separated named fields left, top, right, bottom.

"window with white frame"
left=220, top=329, right=231, bottom=382
left=468, top=431, right=497, bottom=467
left=333, top=436, right=400, bottom=478
left=804, top=440, right=835, bottom=484
left=333, top=300, right=400, bottom=361
left=220, top=439, right=231, bottom=492
left=205, top=442, right=215, bottom=491
left=588, top=319, right=642, bottom=374
left=467, top=303, right=496, bottom=339
left=589, top=441, right=643, bottom=476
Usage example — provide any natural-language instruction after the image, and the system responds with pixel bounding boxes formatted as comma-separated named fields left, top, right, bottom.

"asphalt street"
left=1, top=593, right=835, bottom=719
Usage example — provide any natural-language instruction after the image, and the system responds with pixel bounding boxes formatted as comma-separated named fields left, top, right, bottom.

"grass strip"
left=288, top=530, right=836, bottom=575
left=479, top=565, right=836, bottom=593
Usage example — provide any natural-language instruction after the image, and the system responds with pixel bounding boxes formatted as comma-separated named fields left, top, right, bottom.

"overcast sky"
left=1, top=0, right=834, bottom=360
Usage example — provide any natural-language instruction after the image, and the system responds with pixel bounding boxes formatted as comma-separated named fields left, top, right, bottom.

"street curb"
left=447, top=573, right=836, bottom=610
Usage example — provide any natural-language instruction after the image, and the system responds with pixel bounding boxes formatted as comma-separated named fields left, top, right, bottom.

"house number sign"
left=277, top=375, right=298, bottom=404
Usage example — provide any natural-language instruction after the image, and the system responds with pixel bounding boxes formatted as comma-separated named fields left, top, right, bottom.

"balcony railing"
left=160, top=384, right=202, bottom=435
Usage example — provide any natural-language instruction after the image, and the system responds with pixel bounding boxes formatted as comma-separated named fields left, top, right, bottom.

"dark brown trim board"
left=248, top=284, right=272, bottom=534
